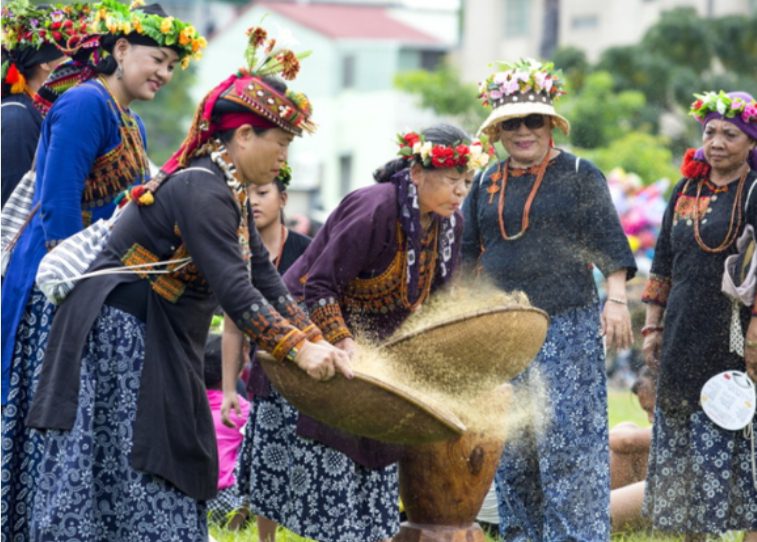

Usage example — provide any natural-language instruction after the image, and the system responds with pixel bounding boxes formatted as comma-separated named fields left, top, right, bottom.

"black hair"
left=2, top=44, right=64, bottom=98
left=630, top=366, right=655, bottom=397
left=94, top=3, right=180, bottom=76
left=203, top=334, right=223, bottom=389
left=214, top=76, right=288, bottom=143
left=373, top=123, right=472, bottom=183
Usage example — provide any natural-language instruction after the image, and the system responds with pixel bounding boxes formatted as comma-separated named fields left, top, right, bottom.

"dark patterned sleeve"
left=642, top=179, right=683, bottom=307
left=173, top=174, right=307, bottom=362
left=577, top=160, right=637, bottom=280
left=462, top=169, right=483, bottom=266
left=291, top=188, right=395, bottom=344
left=247, top=221, right=323, bottom=342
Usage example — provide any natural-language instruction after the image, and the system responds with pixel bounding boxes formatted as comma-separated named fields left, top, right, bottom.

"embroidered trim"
left=235, top=301, right=307, bottom=362
left=310, top=298, right=352, bottom=344
left=121, top=243, right=186, bottom=303
left=641, top=274, right=671, bottom=307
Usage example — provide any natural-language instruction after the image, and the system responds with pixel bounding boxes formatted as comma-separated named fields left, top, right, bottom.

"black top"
left=1, top=94, right=42, bottom=207
left=650, top=173, right=757, bottom=413
left=27, top=156, right=314, bottom=500
left=462, top=151, right=636, bottom=314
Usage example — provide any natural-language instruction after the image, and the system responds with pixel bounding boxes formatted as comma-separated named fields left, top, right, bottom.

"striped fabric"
left=35, top=217, right=113, bottom=304
left=1, top=168, right=37, bottom=276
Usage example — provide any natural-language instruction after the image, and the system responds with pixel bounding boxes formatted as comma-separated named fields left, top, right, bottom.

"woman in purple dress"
left=238, top=123, right=493, bottom=541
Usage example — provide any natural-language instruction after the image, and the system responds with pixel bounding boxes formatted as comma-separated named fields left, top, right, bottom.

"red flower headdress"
left=397, top=131, right=494, bottom=173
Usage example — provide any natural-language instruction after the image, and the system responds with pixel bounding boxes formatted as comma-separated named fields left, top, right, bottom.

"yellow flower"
left=131, top=17, right=143, bottom=33
left=178, top=26, right=194, bottom=46
left=181, top=56, right=191, bottom=69
left=120, top=21, right=132, bottom=35
left=94, top=8, right=107, bottom=22
left=191, top=36, right=207, bottom=53
left=130, top=0, right=145, bottom=8
left=160, top=16, right=174, bottom=34
left=106, top=17, right=118, bottom=34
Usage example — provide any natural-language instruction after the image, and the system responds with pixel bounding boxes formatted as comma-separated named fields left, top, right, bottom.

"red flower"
left=52, top=31, right=62, bottom=42
left=430, top=146, right=455, bottom=168
left=63, top=20, right=73, bottom=29
left=403, top=132, right=420, bottom=147
left=454, top=144, right=470, bottom=166
left=50, top=21, right=62, bottom=30
left=692, top=99, right=703, bottom=111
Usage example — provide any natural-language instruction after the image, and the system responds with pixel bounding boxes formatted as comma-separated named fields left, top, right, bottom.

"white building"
left=193, top=1, right=454, bottom=215
left=460, top=0, right=755, bottom=83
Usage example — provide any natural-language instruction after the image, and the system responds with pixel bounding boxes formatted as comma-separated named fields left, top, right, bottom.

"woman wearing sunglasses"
left=462, top=58, right=637, bottom=541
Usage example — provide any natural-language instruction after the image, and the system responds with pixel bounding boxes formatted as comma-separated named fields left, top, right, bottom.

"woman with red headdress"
left=641, top=91, right=757, bottom=541
left=25, top=25, right=349, bottom=540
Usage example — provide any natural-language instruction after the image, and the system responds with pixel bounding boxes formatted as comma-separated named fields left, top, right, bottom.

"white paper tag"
left=700, top=371, right=756, bottom=431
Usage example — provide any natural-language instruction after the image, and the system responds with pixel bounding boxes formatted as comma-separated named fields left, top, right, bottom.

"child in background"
left=205, top=334, right=251, bottom=526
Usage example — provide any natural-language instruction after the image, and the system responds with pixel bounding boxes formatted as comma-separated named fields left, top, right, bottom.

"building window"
left=342, top=55, right=355, bottom=89
left=571, top=14, right=599, bottom=29
left=504, top=0, right=530, bottom=37
left=339, top=154, right=353, bottom=196
left=420, top=50, right=444, bottom=71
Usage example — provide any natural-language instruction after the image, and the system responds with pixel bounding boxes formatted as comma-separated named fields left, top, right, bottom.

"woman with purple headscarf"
left=641, top=91, right=757, bottom=541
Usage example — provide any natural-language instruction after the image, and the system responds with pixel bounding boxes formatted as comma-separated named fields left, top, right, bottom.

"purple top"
left=282, top=178, right=463, bottom=467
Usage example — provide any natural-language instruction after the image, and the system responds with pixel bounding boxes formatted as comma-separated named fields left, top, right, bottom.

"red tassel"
left=680, top=148, right=710, bottom=180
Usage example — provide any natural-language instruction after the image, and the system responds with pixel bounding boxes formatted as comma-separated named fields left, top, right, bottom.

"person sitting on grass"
left=610, top=367, right=655, bottom=532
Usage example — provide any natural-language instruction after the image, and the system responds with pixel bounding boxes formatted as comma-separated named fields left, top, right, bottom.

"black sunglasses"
left=501, top=114, right=546, bottom=131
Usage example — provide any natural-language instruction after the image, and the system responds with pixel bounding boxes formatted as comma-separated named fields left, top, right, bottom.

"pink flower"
left=742, top=103, right=757, bottom=122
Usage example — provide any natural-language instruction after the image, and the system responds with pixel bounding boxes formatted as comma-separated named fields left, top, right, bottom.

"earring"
left=116, top=64, right=124, bottom=80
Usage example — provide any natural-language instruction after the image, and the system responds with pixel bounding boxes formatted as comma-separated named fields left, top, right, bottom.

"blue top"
left=1, top=80, right=148, bottom=404
left=1, top=94, right=43, bottom=207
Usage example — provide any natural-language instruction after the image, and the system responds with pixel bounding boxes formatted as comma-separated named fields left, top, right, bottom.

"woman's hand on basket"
left=334, top=337, right=358, bottom=358
left=294, top=340, right=354, bottom=381
left=745, top=317, right=757, bottom=382
left=601, top=301, right=633, bottom=351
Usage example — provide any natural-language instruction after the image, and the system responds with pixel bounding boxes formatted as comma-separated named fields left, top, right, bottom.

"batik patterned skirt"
left=495, top=303, right=610, bottom=542
left=239, top=388, right=400, bottom=542
left=30, top=305, right=207, bottom=541
left=1, top=287, right=54, bottom=542
left=643, top=408, right=757, bottom=534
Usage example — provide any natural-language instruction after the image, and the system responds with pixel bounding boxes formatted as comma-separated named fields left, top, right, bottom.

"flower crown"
left=478, top=58, right=566, bottom=109
left=690, top=91, right=757, bottom=124
left=89, top=0, right=206, bottom=68
left=222, top=25, right=315, bottom=135
left=1, top=1, right=93, bottom=55
left=275, top=162, right=292, bottom=188
left=397, top=131, right=494, bottom=172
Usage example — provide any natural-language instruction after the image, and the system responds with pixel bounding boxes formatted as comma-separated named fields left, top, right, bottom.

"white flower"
left=273, top=23, right=299, bottom=49
left=419, top=141, right=433, bottom=161
left=412, top=141, right=422, bottom=154
left=716, top=98, right=728, bottom=115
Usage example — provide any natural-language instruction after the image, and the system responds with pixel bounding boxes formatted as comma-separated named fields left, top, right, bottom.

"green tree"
left=641, top=7, right=713, bottom=74
left=132, top=64, right=197, bottom=165
left=550, top=46, right=589, bottom=92
left=394, top=62, right=485, bottom=135
left=559, top=71, right=647, bottom=149
left=582, top=132, right=679, bottom=186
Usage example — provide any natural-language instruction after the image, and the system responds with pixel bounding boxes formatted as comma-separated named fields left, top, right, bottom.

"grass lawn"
left=210, top=391, right=747, bottom=542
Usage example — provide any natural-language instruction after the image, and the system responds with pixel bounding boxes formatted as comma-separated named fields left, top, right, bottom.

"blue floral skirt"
left=30, top=305, right=207, bottom=541
left=495, top=303, right=610, bottom=542
left=1, top=287, right=54, bottom=542
left=239, top=388, right=400, bottom=542
left=643, top=408, right=757, bottom=534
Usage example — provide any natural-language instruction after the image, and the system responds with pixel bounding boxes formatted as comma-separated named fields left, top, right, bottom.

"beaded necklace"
left=209, top=140, right=252, bottom=271
left=496, top=151, right=551, bottom=241
left=683, top=166, right=748, bottom=254
left=96, top=76, right=149, bottom=183
left=271, top=224, right=288, bottom=269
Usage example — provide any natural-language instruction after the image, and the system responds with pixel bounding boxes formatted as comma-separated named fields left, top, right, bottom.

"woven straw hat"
left=477, top=58, right=570, bottom=140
